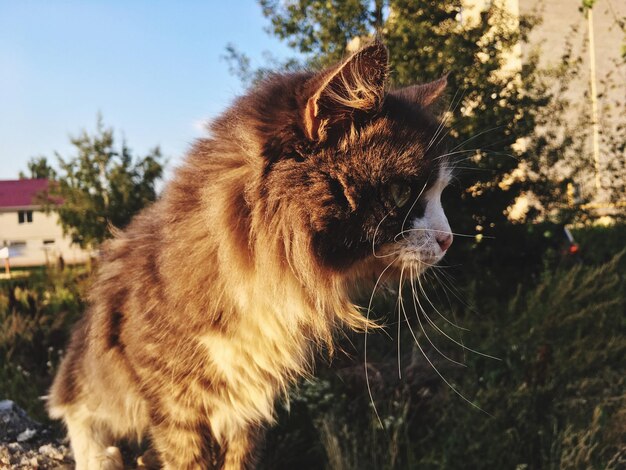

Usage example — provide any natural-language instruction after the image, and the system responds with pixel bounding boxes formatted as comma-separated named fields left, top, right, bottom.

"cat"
left=48, top=42, right=453, bottom=470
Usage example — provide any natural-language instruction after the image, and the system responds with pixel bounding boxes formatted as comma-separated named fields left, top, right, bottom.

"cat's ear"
left=300, top=42, right=388, bottom=142
left=393, top=74, right=448, bottom=109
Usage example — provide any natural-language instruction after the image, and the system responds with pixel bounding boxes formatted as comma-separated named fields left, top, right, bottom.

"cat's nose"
left=436, top=232, right=453, bottom=251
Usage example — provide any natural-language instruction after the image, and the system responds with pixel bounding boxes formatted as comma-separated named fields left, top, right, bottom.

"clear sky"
left=0, top=0, right=297, bottom=180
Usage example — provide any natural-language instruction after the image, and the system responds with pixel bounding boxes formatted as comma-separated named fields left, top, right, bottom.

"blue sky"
left=0, top=1, right=297, bottom=180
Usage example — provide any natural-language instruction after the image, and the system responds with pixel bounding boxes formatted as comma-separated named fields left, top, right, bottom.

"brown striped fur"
left=48, top=43, right=451, bottom=469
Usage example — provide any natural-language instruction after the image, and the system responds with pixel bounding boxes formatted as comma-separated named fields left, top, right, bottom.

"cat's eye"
left=390, top=182, right=412, bottom=208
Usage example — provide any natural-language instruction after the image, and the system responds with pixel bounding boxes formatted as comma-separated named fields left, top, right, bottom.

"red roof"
left=0, top=179, right=50, bottom=209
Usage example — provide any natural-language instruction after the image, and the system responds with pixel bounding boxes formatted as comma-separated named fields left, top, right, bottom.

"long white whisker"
left=412, top=271, right=469, bottom=361
left=402, top=268, right=489, bottom=414
left=393, top=228, right=492, bottom=241
left=427, top=268, right=465, bottom=310
left=423, top=87, right=461, bottom=154
left=425, top=269, right=469, bottom=363
left=430, top=267, right=477, bottom=312
left=439, top=166, right=495, bottom=172
left=408, top=265, right=465, bottom=366
left=448, top=125, right=508, bottom=153
left=400, top=181, right=429, bottom=237
left=432, top=148, right=484, bottom=161
left=426, top=269, right=460, bottom=319
left=397, top=264, right=405, bottom=379
left=365, top=255, right=400, bottom=429
left=431, top=267, right=465, bottom=297
left=425, top=86, right=468, bottom=155
left=415, top=270, right=468, bottom=331
left=435, top=147, right=519, bottom=164
left=371, top=209, right=394, bottom=259
left=415, top=275, right=500, bottom=361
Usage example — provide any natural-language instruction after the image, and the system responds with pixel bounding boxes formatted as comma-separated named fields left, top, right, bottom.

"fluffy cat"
left=48, top=42, right=453, bottom=469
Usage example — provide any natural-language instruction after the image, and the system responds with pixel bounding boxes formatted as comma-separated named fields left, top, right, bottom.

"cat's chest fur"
left=193, top=285, right=316, bottom=443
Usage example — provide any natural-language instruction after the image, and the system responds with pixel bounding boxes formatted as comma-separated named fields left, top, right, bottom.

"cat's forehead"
left=330, top=109, right=443, bottom=182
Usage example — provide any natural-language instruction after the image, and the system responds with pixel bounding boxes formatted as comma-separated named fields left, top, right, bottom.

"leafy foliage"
left=260, top=0, right=384, bottom=67
left=30, top=116, right=164, bottom=249
left=19, top=157, right=56, bottom=180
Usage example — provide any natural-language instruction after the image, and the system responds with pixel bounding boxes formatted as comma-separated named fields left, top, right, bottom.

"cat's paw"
left=99, top=446, right=124, bottom=470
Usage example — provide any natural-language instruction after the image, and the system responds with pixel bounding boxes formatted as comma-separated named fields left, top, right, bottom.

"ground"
left=0, top=399, right=72, bottom=469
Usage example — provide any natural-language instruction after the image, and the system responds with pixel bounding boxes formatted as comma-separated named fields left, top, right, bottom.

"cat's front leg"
left=222, top=425, right=264, bottom=470
left=149, top=414, right=224, bottom=470
left=64, top=412, right=123, bottom=470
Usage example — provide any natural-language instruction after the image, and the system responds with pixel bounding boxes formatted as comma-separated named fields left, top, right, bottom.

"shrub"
left=0, top=267, right=88, bottom=422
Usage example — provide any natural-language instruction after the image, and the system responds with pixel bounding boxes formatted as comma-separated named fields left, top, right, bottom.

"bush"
left=0, top=267, right=88, bottom=422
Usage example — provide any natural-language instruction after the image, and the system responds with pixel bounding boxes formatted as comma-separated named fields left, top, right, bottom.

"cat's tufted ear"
left=393, top=74, right=448, bottom=109
left=300, top=42, right=388, bottom=142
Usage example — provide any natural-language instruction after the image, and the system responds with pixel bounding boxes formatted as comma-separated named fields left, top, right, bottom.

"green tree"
left=19, top=156, right=57, bottom=180
left=33, top=117, right=164, bottom=249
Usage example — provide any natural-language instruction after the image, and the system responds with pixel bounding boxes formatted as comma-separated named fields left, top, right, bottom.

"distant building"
left=0, top=179, right=89, bottom=267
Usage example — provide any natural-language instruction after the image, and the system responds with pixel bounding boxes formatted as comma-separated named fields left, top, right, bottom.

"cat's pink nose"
left=437, top=233, right=453, bottom=251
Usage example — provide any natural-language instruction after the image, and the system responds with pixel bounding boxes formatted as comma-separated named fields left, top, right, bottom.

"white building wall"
left=519, top=0, right=626, bottom=202
left=0, top=208, right=90, bottom=267
left=463, top=0, right=625, bottom=206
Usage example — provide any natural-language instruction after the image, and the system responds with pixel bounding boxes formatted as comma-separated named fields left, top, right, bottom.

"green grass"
left=0, top=266, right=89, bottom=422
